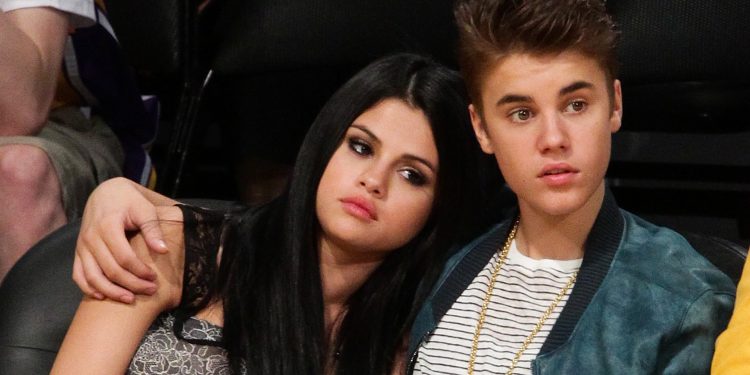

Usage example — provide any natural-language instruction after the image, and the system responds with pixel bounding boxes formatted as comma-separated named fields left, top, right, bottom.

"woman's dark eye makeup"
left=348, top=137, right=372, bottom=156
left=347, top=133, right=430, bottom=187
left=399, top=168, right=427, bottom=186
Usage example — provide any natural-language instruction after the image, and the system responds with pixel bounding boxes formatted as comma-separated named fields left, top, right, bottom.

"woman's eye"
left=509, top=108, right=532, bottom=122
left=399, top=168, right=427, bottom=186
left=348, top=138, right=372, bottom=156
left=565, top=100, right=587, bottom=113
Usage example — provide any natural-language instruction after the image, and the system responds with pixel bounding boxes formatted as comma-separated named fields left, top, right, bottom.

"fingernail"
left=94, top=292, right=104, bottom=300
left=145, top=286, right=157, bottom=295
left=121, top=294, right=135, bottom=304
left=157, top=240, right=167, bottom=249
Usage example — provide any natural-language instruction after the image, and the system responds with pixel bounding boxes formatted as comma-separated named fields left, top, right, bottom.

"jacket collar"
left=540, top=189, right=624, bottom=354
left=425, top=188, right=624, bottom=355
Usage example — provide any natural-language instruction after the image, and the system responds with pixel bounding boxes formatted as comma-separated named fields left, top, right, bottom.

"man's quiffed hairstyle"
left=454, top=0, right=619, bottom=107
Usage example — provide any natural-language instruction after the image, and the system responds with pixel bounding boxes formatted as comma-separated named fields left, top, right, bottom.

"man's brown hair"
left=454, top=0, right=619, bottom=108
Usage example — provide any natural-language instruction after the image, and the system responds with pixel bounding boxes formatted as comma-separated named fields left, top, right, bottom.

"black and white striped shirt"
left=414, top=240, right=582, bottom=374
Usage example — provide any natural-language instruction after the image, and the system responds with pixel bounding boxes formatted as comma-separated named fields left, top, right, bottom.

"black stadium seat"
left=605, top=0, right=750, bottom=246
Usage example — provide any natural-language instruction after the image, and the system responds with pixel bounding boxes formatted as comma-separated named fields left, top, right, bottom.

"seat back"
left=103, top=0, right=206, bottom=196
left=684, top=232, right=748, bottom=285
left=0, top=222, right=81, bottom=375
left=104, top=0, right=193, bottom=80
left=605, top=0, right=750, bottom=245
left=171, top=0, right=460, bottom=198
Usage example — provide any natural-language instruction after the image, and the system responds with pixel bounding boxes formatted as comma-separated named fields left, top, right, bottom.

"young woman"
left=53, top=53, right=497, bottom=374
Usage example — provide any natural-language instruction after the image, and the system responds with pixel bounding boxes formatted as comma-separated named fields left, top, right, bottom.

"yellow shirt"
left=713, top=254, right=750, bottom=373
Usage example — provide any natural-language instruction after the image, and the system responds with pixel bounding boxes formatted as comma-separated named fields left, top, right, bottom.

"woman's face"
left=316, top=98, right=439, bottom=262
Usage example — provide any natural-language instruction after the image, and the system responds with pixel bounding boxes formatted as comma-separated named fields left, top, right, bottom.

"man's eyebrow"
left=560, top=81, right=594, bottom=96
left=495, top=94, right=532, bottom=107
left=493, top=81, right=595, bottom=107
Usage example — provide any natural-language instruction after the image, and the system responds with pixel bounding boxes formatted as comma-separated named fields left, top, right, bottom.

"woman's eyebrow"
left=350, top=124, right=379, bottom=143
left=403, top=154, right=436, bottom=173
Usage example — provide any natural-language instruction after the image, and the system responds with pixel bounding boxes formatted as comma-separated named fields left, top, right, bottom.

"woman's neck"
left=317, top=237, right=384, bottom=331
left=515, top=183, right=605, bottom=260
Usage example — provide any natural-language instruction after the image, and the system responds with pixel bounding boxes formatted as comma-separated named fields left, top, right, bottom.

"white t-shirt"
left=414, top=240, right=582, bottom=374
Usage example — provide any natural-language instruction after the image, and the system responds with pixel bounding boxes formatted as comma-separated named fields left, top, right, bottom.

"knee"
left=0, top=145, right=56, bottom=191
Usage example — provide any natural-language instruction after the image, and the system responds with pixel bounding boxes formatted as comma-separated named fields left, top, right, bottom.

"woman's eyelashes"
left=348, top=137, right=373, bottom=156
left=347, top=136, right=429, bottom=187
left=399, top=168, right=427, bottom=186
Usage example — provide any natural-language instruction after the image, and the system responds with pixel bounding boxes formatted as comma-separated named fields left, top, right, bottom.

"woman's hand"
left=72, top=177, right=178, bottom=303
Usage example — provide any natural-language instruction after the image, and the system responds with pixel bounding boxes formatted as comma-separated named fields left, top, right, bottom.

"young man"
left=406, top=0, right=734, bottom=373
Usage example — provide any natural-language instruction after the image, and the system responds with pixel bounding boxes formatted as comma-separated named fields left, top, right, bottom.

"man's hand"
left=73, top=177, right=176, bottom=303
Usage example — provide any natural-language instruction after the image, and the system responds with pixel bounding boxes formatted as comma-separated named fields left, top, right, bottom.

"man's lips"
left=538, top=163, right=579, bottom=177
left=538, top=163, right=579, bottom=186
left=340, top=197, right=377, bottom=220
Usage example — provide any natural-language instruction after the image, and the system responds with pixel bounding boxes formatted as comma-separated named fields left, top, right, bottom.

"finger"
left=139, top=219, right=169, bottom=254
left=87, top=234, right=158, bottom=296
left=78, top=248, right=136, bottom=303
left=72, top=254, right=103, bottom=300
left=95, top=217, right=158, bottom=281
left=128, top=204, right=168, bottom=254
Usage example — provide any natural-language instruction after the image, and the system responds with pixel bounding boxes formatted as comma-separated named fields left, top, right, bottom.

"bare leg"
left=0, top=144, right=66, bottom=281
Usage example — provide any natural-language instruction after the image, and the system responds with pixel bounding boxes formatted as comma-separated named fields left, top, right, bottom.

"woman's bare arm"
left=52, top=206, right=184, bottom=374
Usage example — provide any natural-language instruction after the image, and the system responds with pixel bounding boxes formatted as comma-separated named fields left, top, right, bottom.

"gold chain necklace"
left=467, top=219, right=579, bottom=375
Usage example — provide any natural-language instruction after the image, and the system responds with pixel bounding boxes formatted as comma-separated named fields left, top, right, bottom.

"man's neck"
left=515, top=184, right=606, bottom=260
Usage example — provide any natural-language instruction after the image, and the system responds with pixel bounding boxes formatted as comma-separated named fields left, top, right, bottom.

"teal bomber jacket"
left=407, top=191, right=736, bottom=374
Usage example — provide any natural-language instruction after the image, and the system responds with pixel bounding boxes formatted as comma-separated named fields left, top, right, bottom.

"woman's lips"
left=340, top=197, right=377, bottom=220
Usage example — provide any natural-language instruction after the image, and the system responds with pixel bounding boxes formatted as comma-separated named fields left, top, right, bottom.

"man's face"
left=470, top=51, right=622, bottom=219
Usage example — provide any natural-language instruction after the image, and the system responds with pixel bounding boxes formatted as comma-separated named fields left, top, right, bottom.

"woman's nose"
left=358, top=167, right=387, bottom=198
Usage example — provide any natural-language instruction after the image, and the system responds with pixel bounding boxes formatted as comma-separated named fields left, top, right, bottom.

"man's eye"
left=348, top=138, right=372, bottom=155
left=399, top=168, right=426, bottom=186
left=566, top=100, right=587, bottom=113
left=509, top=109, right=532, bottom=122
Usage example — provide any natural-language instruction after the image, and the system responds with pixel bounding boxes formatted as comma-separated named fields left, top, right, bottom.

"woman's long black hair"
left=215, top=53, right=493, bottom=374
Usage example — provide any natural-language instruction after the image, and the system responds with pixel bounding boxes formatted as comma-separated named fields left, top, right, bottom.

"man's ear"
left=610, top=79, right=623, bottom=133
left=469, top=104, right=494, bottom=154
